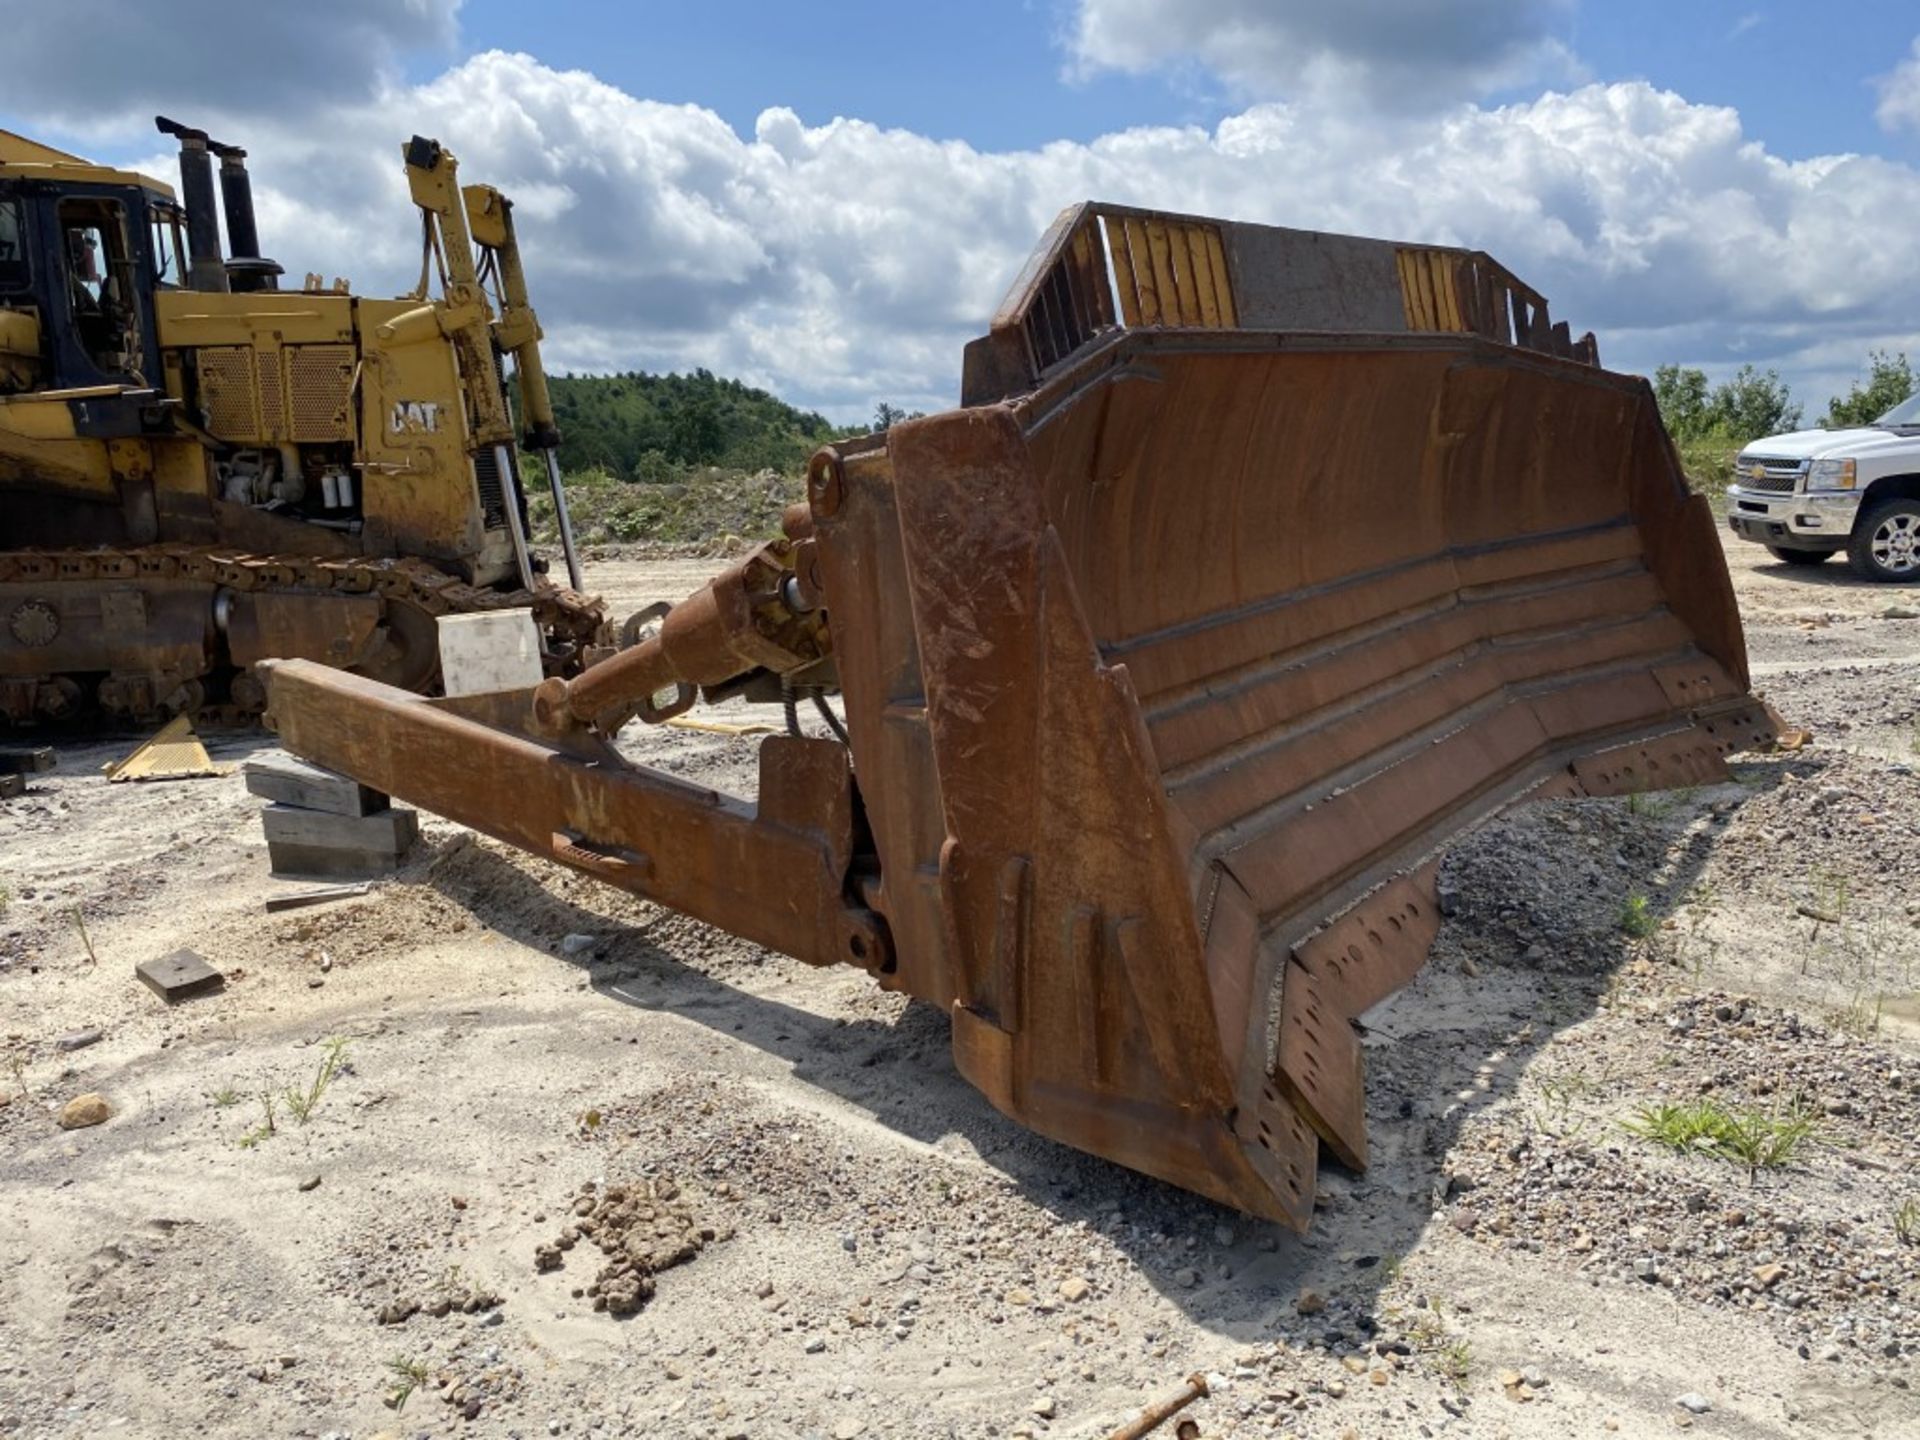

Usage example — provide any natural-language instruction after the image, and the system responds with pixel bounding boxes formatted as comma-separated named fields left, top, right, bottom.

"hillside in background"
left=550, top=369, right=848, bottom=480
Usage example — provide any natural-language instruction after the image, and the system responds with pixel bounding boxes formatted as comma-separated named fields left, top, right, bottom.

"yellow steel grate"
left=288, top=344, right=356, bottom=442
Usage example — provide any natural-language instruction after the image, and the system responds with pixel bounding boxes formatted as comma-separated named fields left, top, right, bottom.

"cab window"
left=149, top=205, right=184, bottom=287
left=0, top=197, right=26, bottom=293
left=57, top=198, right=137, bottom=376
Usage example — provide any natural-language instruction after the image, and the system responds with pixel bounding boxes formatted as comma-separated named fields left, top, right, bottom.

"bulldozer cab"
left=0, top=178, right=168, bottom=389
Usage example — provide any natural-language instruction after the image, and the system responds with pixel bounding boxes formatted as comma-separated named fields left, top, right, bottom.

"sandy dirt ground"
left=1, top=532, right=1916, bottom=1440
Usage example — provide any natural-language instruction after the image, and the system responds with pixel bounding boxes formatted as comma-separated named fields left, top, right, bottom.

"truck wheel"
left=1848, top=499, right=1920, bottom=582
left=1766, top=546, right=1837, bottom=566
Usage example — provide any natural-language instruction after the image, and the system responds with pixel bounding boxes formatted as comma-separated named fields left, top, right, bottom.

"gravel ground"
left=0, top=531, right=1915, bottom=1440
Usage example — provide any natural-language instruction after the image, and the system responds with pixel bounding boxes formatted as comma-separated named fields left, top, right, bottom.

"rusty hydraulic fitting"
left=807, top=447, right=844, bottom=518
left=534, top=539, right=831, bottom=733
left=781, top=500, right=815, bottom=541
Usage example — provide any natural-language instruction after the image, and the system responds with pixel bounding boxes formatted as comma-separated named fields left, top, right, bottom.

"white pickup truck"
left=1723, top=390, right=1920, bottom=580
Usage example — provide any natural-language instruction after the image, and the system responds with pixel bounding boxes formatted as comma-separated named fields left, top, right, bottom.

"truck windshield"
left=1877, top=391, right=1920, bottom=427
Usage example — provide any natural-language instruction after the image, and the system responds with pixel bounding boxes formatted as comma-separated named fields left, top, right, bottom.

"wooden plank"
left=1394, top=251, right=1418, bottom=328
left=267, top=840, right=402, bottom=880
left=261, top=802, right=417, bottom=853
left=1142, top=219, right=1181, bottom=326
left=1105, top=216, right=1144, bottom=327
left=1431, top=252, right=1463, bottom=332
left=1184, top=226, right=1222, bottom=326
left=1203, top=227, right=1236, bottom=326
left=1164, top=221, right=1199, bottom=324
left=244, top=754, right=387, bottom=816
left=1123, top=218, right=1162, bottom=325
left=1410, top=250, right=1437, bottom=329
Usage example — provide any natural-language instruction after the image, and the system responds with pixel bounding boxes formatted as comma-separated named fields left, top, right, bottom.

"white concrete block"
left=436, top=608, right=544, bottom=697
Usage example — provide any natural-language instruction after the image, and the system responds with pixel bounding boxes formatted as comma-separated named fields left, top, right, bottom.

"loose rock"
left=57, top=1093, right=110, bottom=1129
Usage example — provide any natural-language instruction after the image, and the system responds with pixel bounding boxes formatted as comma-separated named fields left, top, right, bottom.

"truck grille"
left=1733, top=454, right=1804, bottom=494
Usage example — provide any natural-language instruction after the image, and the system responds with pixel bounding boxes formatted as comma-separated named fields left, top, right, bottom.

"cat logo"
left=389, top=400, right=443, bottom=435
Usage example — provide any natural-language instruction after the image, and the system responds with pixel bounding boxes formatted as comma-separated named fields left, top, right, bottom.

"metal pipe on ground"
left=1104, top=1373, right=1209, bottom=1440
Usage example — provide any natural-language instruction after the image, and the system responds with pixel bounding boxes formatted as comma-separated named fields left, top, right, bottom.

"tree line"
left=549, top=369, right=848, bottom=480
left=1654, top=351, right=1915, bottom=447
left=548, top=371, right=935, bottom=481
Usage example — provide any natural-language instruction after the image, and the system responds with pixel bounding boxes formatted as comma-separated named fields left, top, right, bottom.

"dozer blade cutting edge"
left=263, top=203, right=1780, bottom=1228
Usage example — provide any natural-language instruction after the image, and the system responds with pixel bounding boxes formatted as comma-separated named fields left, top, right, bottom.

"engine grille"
left=288, top=345, right=355, bottom=442
left=195, top=347, right=257, bottom=439
left=195, top=343, right=357, bottom=444
left=1733, top=454, right=1804, bottom=495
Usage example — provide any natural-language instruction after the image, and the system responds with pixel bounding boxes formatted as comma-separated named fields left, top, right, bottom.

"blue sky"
left=6, top=1, right=1920, bottom=421
left=449, top=0, right=1920, bottom=162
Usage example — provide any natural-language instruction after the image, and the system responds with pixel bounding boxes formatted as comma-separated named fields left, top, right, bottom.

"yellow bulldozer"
left=0, top=119, right=601, bottom=724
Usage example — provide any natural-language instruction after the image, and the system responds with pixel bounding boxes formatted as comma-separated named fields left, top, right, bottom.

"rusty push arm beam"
left=261, top=659, right=888, bottom=972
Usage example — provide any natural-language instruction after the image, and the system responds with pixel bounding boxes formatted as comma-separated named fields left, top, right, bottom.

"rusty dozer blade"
left=263, top=203, right=1779, bottom=1228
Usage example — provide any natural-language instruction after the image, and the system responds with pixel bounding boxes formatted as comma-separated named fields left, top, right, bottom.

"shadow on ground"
left=401, top=756, right=1803, bottom=1344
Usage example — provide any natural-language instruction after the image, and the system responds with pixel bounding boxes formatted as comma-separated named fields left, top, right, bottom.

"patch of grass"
left=6, top=1049, right=28, bottom=1100
left=70, top=905, right=97, bottom=966
left=1897, top=1198, right=1919, bottom=1247
left=384, top=1355, right=429, bottom=1412
left=282, top=1036, right=350, bottom=1125
left=1619, top=894, right=1658, bottom=939
left=1403, top=1302, right=1472, bottom=1387
left=238, top=1089, right=278, bottom=1149
left=1625, top=787, right=1691, bottom=819
left=1676, top=434, right=1742, bottom=502
left=209, top=1085, right=241, bottom=1109
left=1623, top=1098, right=1818, bottom=1174
left=1671, top=878, right=1723, bottom=977
left=1829, top=993, right=1885, bottom=1037
left=1532, top=1069, right=1608, bottom=1142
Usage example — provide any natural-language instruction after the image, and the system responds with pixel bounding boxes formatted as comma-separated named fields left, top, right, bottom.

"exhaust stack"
left=155, top=115, right=228, bottom=294
left=208, top=141, right=283, bottom=293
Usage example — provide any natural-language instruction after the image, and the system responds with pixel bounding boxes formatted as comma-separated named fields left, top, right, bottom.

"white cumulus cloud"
left=1066, top=0, right=1580, bottom=109
left=6, top=11, right=1918, bottom=424
left=1877, top=39, right=1920, bottom=134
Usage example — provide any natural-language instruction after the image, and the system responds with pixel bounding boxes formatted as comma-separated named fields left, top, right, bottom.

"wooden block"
left=0, top=747, right=54, bottom=775
left=0, top=774, right=22, bottom=798
left=268, top=840, right=401, bottom=880
left=136, top=948, right=225, bottom=1002
left=244, top=754, right=387, bottom=816
left=261, top=802, right=417, bottom=853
